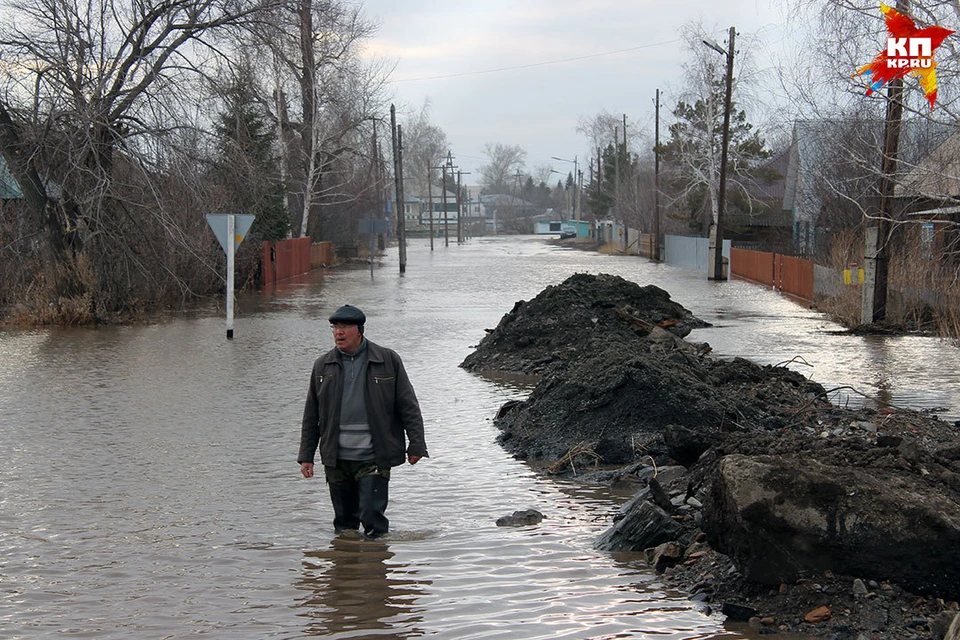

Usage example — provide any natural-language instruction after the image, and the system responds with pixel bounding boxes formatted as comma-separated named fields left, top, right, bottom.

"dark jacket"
left=298, top=339, right=427, bottom=469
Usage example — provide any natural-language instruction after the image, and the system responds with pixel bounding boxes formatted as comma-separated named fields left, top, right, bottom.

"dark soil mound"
left=460, top=272, right=708, bottom=376
left=493, top=337, right=827, bottom=465
left=472, top=272, right=825, bottom=465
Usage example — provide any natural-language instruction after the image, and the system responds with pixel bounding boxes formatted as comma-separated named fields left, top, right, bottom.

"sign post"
left=205, top=214, right=256, bottom=339
left=358, top=218, right=388, bottom=278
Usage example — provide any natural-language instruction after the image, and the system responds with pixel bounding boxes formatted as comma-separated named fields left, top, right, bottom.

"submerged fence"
left=775, top=254, right=815, bottom=301
left=261, top=238, right=311, bottom=285
left=261, top=239, right=335, bottom=285
left=662, top=238, right=816, bottom=302
left=661, top=236, right=953, bottom=325
left=664, top=235, right=731, bottom=273
left=311, top=241, right=334, bottom=268
left=729, top=247, right=815, bottom=301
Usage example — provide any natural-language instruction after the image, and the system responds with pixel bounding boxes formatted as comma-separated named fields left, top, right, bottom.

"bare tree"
left=576, top=111, right=622, bottom=154
left=657, top=22, right=771, bottom=232
left=479, top=143, right=526, bottom=194
left=780, top=1, right=960, bottom=237
left=0, top=0, right=265, bottom=319
left=251, top=0, right=389, bottom=241
left=401, top=100, right=449, bottom=203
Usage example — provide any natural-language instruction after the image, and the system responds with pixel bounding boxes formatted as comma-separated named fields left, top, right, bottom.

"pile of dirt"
left=462, top=272, right=960, bottom=640
left=460, top=272, right=708, bottom=376
left=490, top=340, right=829, bottom=466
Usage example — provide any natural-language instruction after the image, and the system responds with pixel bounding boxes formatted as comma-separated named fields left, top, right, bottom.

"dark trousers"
left=324, top=460, right=390, bottom=537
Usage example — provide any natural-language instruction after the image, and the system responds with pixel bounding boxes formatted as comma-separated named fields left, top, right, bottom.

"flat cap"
left=328, top=304, right=366, bottom=325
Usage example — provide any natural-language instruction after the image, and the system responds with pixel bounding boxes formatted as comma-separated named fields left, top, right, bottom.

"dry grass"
left=546, top=441, right=602, bottom=475
left=596, top=242, right=622, bottom=255
left=813, top=229, right=864, bottom=327
left=815, top=227, right=960, bottom=341
left=2, top=253, right=98, bottom=326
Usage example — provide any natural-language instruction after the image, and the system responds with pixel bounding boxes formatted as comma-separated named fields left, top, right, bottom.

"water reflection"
left=297, top=535, right=428, bottom=638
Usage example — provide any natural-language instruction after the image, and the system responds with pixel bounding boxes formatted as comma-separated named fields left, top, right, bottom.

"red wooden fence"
left=310, top=241, right=334, bottom=268
left=775, top=254, right=814, bottom=301
left=730, top=247, right=814, bottom=302
left=730, top=248, right=775, bottom=286
left=262, top=237, right=311, bottom=285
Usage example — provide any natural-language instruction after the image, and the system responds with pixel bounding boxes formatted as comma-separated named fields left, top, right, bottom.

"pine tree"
left=586, top=142, right=636, bottom=220
left=657, top=75, right=770, bottom=231
left=214, top=75, right=289, bottom=241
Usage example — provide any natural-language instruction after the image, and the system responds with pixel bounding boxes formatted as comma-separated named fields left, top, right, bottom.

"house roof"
left=480, top=194, right=534, bottom=207
left=743, top=146, right=790, bottom=202
left=0, top=156, right=24, bottom=200
left=896, top=129, right=960, bottom=198
left=782, top=118, right=955, bottom=224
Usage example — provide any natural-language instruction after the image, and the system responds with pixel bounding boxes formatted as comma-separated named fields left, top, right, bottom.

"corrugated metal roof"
left=743, top=147, right=789, bottom=202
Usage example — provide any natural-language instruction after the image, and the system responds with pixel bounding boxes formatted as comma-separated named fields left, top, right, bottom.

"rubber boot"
left=357, top=474, right=389, bottom=538
left=328, top=480, right=361, bottom=532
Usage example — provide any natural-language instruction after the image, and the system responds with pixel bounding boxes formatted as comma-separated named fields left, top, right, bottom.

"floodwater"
left=1, top=235, right=958, bottom=640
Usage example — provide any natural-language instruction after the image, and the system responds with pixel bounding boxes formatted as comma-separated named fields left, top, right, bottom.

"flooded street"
left=2, top=235, right=958, bottom=639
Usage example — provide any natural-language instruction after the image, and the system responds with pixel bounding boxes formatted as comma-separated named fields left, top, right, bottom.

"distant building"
left=724, top=146, right=793, bottom=254
left=477, top=194, right=537, bottom=234
left=534, top=220, right=576, bottom=235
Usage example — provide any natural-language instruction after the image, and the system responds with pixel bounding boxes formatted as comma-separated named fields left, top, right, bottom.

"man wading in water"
left=298, top=305, right=428, bottom=538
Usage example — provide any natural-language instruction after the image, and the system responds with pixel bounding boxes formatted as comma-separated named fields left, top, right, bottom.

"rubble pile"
left=463, top=272, right=960, bottom=640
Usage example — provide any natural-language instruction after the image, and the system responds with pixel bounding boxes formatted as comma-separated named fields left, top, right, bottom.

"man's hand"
left=407, top=455, right=421, bottom=465
left=301, top=462, right=314, bottom=478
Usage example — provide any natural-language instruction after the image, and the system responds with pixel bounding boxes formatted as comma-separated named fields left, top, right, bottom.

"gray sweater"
left=337, top=339, right=373, bottom=461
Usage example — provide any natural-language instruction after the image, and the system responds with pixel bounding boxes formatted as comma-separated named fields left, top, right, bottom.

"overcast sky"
left=358, top=0, right=800, bottom=183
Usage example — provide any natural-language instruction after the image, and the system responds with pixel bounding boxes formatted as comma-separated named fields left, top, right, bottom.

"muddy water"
left=1, top=235, right=957, bottom=639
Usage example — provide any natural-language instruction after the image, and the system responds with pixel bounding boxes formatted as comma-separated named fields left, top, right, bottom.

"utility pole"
left=397, top=124, right=406, bottom=269
left=389, top=105, right=407, bottom=274
left=456, top=170, right=471, bottom=243
left=587, top=165, right=593, bottom=237
left=442, top=152, right=455, bottom=248
left=704, top=27, right=735, bottom=281
left=378, top=122, right=392, bottom=252
left=574, top=164, right=580, bottom=222
left=863, top=0, right=908, bottom=324
left=427, top=169, right=434, bottom=251
left=614, top=126, right=621, bottom=248
left=654, top=88, right=661, bottom=262
left=441, top=162, right=449, bottom=248
left=596, top=147, right=603, bottom=240
left=622, top=114, right=628, bottom=251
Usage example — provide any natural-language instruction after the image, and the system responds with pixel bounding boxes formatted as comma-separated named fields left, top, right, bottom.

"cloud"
left=361, top=0, right=800, bottom=176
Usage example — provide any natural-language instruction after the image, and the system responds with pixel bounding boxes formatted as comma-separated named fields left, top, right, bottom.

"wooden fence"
left=775, top=254, right=815, bottom=302
left=730, top=247, right=814, bottom=302
left=261, top=237, right=312, bottom=285
left=311, top=241, right=334, bottom=268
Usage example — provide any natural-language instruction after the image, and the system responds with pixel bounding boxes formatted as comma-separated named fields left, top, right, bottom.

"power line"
left=390, top=39, right=682, bottom=83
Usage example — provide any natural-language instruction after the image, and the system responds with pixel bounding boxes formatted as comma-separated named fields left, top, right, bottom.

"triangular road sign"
left=206, top=214, right=256, bottom=254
